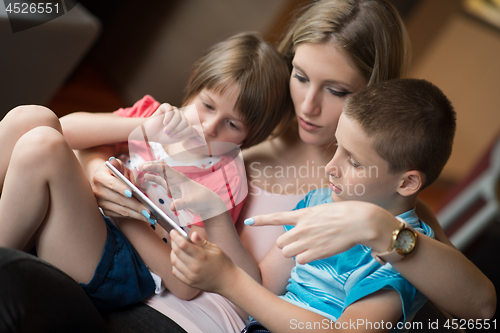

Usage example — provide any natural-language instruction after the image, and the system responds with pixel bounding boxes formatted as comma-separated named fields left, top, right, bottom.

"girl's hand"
left=140, top=161, right=227, bottom=219
left=170, top=230, right=237, bottom=294
left=248, top=201, right=400, bottom=264
left=92, top=158, right=150, bottom=222
left=154, top=103, right=199, bottom=141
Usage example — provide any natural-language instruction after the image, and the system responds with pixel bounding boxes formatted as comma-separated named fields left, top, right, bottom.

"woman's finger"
left=247, top=209, right=302, bottom=227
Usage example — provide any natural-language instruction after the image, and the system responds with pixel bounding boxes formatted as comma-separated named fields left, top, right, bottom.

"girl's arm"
left=170, top=231, right=403, bottom=333
left=60, top=103, right=182, bottom=150
left=142, top=161, right=262, bottom=283
left=114, top=217, right=202, bottom=300
left=248, top=201, right=496, bottom=320
left=60, top=112, right=149, bottom=149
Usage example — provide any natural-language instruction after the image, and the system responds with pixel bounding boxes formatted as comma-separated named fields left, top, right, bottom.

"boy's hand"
left=170, top=230, right=236, bottom=294
left=247, top=201, right=399, bottom=264
left=140, top=161, right=227, bottom=220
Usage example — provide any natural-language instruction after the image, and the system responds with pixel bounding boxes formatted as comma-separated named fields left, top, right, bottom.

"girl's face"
left=184, top=83, right=247, bottom=149
left=290, top=43, right=367, bottom=147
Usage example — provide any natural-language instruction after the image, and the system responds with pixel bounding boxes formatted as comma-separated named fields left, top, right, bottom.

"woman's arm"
left=248, top=201, right=496, bottom=319
left=397, top=199, right=497, bottom=319
left=415, top=199, right=453, bottom=246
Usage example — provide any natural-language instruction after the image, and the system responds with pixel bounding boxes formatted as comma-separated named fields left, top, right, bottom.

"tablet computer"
left=105, top=161, right=190, bottom=240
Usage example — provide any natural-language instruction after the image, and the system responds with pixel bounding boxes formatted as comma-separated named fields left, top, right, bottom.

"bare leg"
left=0, top=105, right=62, bottom=190
left=0, top=126, right=107, bottom=284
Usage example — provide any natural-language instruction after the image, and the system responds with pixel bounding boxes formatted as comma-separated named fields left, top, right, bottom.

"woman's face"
left=290, top=43, right=367, bottom=147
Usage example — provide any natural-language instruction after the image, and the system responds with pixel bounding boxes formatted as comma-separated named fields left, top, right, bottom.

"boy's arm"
left=250, top=201, right=496, bottom=320
left=170, top=231, right=402, bottom=333
left=225, top=271, right=402, bottom=333
left=259, top=243, right=296, bottom=295
left=202, top=212, right=262, bottom=284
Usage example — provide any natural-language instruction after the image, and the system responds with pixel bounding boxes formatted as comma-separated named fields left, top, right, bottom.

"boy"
left=164, top=78, right=456, bottom=332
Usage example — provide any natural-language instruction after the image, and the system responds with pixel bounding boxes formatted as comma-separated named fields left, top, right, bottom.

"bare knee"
left=14, top=126, right=70, bottom=167
left=4, top=105, right=61, bottom=134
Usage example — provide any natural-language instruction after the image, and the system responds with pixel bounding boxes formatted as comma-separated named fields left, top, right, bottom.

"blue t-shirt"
left=280, top=188, right=434, bottom=332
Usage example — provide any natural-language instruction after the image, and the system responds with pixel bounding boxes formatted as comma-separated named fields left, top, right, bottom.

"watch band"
left=372, top=217, right=413, bottom=265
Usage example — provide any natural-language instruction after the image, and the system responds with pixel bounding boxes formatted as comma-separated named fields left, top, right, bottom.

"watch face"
left=395, top=229, right=416, bottom=254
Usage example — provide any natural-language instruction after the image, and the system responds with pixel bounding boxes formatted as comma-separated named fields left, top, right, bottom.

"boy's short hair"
left=183, top=31, right=292, bottom=149
left=343, top=78, right=456, bottom=189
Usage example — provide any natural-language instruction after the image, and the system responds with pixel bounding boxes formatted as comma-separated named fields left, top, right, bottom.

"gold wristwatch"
left=372, top=217, right=417, bottom=265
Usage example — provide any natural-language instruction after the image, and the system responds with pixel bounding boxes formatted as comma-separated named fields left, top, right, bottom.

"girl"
left=0, top=31, right=290, bottom=311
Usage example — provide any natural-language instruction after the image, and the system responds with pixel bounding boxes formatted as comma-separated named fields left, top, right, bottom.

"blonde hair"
left=183, top=32, right=292, bottom=149
left=278, top=0, right=411, bottom=85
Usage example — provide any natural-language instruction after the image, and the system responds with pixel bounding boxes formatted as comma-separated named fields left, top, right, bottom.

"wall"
left=407, top=0, right=500, bottom=182
left=92, top=0, right=289, bottom=107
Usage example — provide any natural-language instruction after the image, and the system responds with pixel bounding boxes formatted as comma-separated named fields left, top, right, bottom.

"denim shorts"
left=80, top=216, right=156, bottom=312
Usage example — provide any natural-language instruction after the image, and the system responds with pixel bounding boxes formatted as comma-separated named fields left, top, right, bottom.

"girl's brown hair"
left=183, top=32, right=292, bottom=149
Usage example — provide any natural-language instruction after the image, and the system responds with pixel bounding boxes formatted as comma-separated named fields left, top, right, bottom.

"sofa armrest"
left=0, top=247, right=106, bottom=333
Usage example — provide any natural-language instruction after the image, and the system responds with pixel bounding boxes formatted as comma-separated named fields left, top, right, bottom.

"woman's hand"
left=170, top=230, right=237, bottom=294
left=248, top=201, right=400, bottom=264
left=92, top=158, right=150, bottom=222
left=140, top=161, right=227, bottom=220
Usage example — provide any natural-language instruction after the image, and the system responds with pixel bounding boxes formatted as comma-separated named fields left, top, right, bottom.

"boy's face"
left=326, top=113, right=402, bottom=210
left=183, top=83, right=247, bottom=149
